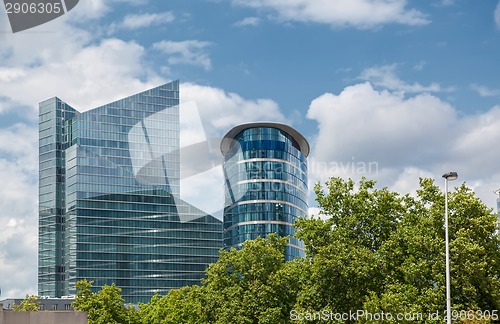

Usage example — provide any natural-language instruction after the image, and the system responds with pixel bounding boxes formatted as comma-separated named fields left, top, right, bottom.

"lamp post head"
left=442, top=172, right=458, bottom=181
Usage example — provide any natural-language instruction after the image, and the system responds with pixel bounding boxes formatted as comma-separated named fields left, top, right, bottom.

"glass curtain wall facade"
left=39, top=81, right=222, bottom=303
left=220, top=123, right=309, bottom=260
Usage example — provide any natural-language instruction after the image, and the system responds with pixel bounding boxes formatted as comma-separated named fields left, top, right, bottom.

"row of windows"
left=227, top=181, right=307, bottom=199
left=72, top=255, right=216, bottom=271
left=39, top=135, right=57, bottom=147
left=39, top=126, right=59, bottom=139
left=238, top=128, right=294, bottom=141
left=232, top=127, right=303, bottom=154
left=70, top=187, right=181, bottom=201
left=73, top=233, right=222, bottom=244
left=76, top=138, right=180, bottom=152
left=73, top=249, right=220, bottom=261
left=75, top=122, right=180, bottom=139
left=227, top=148, right=307, bottom=167
left=225, top=222, right=294, bottom=234
left=66, top=215, right=219, bottom=231
left=67, top=212, right=217, bottom=226
left=39, top=99, right=76, bottom=115
left=224, top=202, right=304, bottom=217
left=73, top=261, right=211, bottom=272
left=71, top=200, right=181, bottom=212
left=72, top=174, right=148, bottom=187
left=223, top=212, right=299, bottom=230
left=226, top=139, right=305, bottom=163
left=68, top=183, right=170, bottom=196
left=224, top=160, right=307, bottom=180
left=76, top=112, right=179, bottom=128
left=80, top=102, right=178, bottom=121
left=74, top=129, right=179, bottom=144
left=71, top=191, right=176, bottom=204
left=39, top=157, right=65, bottom=170
left=75, top=240, right=222, bottom=253
left=39, top=110, right=56, bottom=122
left=71, top=269, right=208, bottom=280
left=73, top=220, right=221, bottom=233
left=227, top=190, right=308, bottom=211
left=68, top=254, right=217, bottom=265
left=225, top=168, right=307, bottom=190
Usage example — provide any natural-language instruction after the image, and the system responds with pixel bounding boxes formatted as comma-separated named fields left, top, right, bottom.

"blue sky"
left=0, top=0, right=499, bottom=298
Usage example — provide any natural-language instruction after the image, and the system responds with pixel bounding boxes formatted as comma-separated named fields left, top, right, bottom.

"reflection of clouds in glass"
left=177, top=100, right=227, bottom=220
left=128, top=107, right=179, bottom=191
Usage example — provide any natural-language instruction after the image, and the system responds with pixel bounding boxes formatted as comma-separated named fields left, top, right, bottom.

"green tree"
left=293, top=178, right=405, bottom=317
left=364, top=179, right=500, bottom=323
left=138, top=286, right=205, bottom=324
left=13, top=294, right=40, bottom=311
left=201, top=234, right=303, bottom=323
left=72, top=279, right=139, bottom=324
left=294, top=177, right=500, bottom=323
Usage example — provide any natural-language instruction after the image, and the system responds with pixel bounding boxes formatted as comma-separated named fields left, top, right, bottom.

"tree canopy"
left=13, top=294, right=40, bottom=311
left=72, top=177, right=500, bottom=323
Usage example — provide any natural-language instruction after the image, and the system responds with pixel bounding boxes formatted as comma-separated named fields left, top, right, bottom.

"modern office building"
left=220, top=122, right=309, bottom=260
left=38, top=81, right=222, bottom=304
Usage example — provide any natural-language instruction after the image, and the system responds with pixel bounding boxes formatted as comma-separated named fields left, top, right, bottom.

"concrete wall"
left=0, top=308, right=87, bottom=324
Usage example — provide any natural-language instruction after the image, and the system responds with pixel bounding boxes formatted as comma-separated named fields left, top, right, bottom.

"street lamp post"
left=442, top=171, right=458, bottom=324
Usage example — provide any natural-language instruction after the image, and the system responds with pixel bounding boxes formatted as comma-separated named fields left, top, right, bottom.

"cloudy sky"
left=1, top=0, right=500, bottom=298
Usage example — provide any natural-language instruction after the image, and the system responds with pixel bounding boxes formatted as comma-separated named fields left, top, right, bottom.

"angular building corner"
left=38, top=81, right=222, bottom=304
left=220, top=122, right=309, bottom=260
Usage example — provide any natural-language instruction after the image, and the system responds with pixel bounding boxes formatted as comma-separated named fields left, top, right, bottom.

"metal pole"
left=445, top=178, right=451, bottom=324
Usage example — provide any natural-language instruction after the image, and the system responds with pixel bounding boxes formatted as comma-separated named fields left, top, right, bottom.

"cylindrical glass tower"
left=220, top=122, right=309, bottom=260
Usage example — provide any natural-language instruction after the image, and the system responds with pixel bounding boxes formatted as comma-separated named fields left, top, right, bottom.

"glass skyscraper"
left=220, top=122, right=309, bottom=260
left=38, top=81, right=222, bottom=304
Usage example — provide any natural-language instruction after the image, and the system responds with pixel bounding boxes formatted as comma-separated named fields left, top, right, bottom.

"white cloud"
left=232, top=0, right=429, bottom=28
left=65, top=0, right=111, bottom=22
left=308, top=82, right=456, bottom=166
left=0, top=36, right=163, bottom=112
left=182, top=83, right=287, bottom=135
left=234, top=17, right=261, bottom=27
left=64, top=0, right=150, bottom=22
left=495, top=1, right=500, bottom=28
left=306, top=83, right=500, bottom=211
left=0, top=124, right=38, bottom=298
left=153, top=40, right=213, bottom=71
left=119, top=12, right=175, bottom=30
left=359, top=65, right=450, bottom=93
left=471, top=83, right=500, bottom=97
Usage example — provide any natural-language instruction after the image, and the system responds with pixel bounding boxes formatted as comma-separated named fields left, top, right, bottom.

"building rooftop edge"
left=220, top=122, right=310, bottom=157
left=38, top=80, right=180, bottom=113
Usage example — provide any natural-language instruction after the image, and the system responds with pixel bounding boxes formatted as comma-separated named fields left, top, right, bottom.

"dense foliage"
left=69, top=177, right=500, bottom=323
left=13, top=294, right=41, bottom=311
